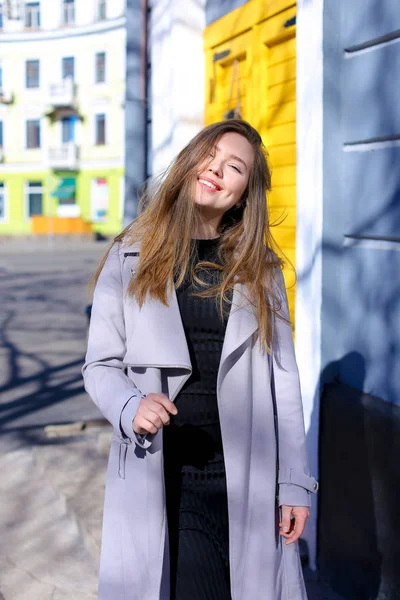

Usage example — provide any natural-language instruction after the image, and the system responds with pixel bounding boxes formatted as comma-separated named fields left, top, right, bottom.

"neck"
left=193, top=210, right=221, bottom=240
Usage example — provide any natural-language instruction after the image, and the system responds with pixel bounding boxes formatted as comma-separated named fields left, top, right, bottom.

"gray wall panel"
left=206, top=0, right=249, bottom=25
left=344, top=43, right=400, bottom=142
left=340, top=245, right=400, bottom=406
left=343, top=148, right=400, bottom=237
left=320, top=0, right=400, bottom=592
left=342, top=0, right=400, bottom=48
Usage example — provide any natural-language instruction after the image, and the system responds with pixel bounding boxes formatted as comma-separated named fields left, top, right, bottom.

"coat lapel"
left=121, top=243, right=258, bottom=376
left=121, top=243, right=191, bottom=369
left=218, top=283, right=258, bottom=393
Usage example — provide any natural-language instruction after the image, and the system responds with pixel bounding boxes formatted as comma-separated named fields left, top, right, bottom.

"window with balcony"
left=0, top=3, right=4, bottom=29
left=62, top=56, right=75, bottom=81
left=26, top=59, right=40, bottom=88
left=0, top=183, right=7, bottom=221
left=26, top=181, right=43, bottom=217
left=97, top=0, right=106, bottom=21
left=95, top=113, right=106, bottom=145
left=63, top=0, right=75, bottom=25
left=61, top=116, right=76, bottom=143
left=0, top=120, right=3, bottom=147
left=26, top=119, right=41, bottom=148
left=95, top=52, right=106, bottom=83
left=25, top=2, right=40, bottom=29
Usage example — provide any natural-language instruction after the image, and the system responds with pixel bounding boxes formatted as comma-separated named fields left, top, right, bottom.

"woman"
left=83, top=119, right=318, bottom=600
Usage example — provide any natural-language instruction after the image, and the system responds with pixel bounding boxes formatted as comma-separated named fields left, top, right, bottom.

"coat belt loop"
left=118, top=443, right=128, bottom=479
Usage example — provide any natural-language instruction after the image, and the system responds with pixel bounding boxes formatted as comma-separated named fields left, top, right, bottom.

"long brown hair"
left=93, top=119, right=286, bottom=351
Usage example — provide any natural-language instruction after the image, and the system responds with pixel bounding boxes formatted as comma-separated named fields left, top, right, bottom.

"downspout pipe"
left=124, top=0, right=149, bottom=225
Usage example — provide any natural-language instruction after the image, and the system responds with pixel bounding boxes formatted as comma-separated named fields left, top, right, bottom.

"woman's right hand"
left=132, top=393, right=178, bottom=435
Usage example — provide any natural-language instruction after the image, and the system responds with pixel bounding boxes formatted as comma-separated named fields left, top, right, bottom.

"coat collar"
left=120, top=242, right=258, bottom=373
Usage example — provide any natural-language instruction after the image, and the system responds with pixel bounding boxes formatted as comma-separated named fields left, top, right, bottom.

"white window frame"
left=24, top=180, right=44, bottom=220
left=62, top=0, right=75, bottom=25
left=94, top=51, right=107, bottom=84
left=97, top=0, right=106, bottom=21
left=94, top=111, right=107, bottom=146
left=62, top=55, right=75, bottom=81
left=0, top=182, right=8, bottom=223
left=24, top=1, right=41, bottom=29
left=25, top=58, right=40, bottom=89
left=90, top=177, right=109, bottom=222
left=25, top=117, right=41, bottom=149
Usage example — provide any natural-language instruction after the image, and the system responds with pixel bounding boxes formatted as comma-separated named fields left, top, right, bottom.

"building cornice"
left=0, top=16, right=126, bottom=44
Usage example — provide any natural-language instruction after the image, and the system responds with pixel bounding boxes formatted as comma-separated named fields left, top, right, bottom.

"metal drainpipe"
left=123, top=0, right=149, bottom=225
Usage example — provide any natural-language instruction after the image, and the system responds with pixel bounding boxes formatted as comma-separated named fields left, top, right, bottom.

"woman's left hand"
left=279, top=505, right=310, bottom=545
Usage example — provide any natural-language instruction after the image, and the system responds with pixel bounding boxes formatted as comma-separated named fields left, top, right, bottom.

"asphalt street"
left=0, top=239, right=108, bottom=452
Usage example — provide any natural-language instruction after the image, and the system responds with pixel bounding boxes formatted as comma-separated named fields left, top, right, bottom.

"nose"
left=208, top=158, right=222, bottom=178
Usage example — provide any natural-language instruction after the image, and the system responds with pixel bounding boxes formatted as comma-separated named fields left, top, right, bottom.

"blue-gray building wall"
left=206, top=0, right=249, bottom=25
left=124, top=0, right=147, bottom=223
left=319, top=1, right=400, bottom=596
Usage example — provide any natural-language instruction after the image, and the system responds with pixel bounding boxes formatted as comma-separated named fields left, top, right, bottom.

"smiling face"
left=194, top=132, right=255, bottom=219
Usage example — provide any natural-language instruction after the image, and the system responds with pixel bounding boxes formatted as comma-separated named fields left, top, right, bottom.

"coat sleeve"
left=272, top=268, right=318, bottom=507
left=82, top=243, right=151, bottom=449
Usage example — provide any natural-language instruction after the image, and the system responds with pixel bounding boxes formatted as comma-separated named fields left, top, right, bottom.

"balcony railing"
left=48, top=77, right=76, bottom=108
left=48, top=143, right=79, bottom=170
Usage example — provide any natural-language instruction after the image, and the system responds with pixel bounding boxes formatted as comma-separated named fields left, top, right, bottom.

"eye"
left=230, top=164, right=241, bottom=173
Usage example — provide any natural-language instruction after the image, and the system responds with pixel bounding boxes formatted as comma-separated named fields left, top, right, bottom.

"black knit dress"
left=163, top=238, right=232, bottom=600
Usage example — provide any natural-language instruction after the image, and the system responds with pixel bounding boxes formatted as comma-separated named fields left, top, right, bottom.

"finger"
left=284, top=516, right=307, bottom=545
left=279, top=506, right=292, bottom=534
left=151, top=394, right=178, bottom=415
left=133, top=417, right=158, bottom=435
left=144, top=410, right=164, bottom=431
left=149, top=403, right=172, bottom=425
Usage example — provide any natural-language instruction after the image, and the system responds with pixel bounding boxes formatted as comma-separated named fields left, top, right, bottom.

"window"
left=61, top=116, right=76, bottom=143
left=26, top=181, right=43, bottom=217
left=95, top=113, right=106, bottom=145
left=0, top=183, right=6, bottom=221
left=25, top=2, right=40, bottom=28
left=0, top=62, right=3, bottom=88
left=0, top=3, right=3, bottom=29
left=63, top=0, right=75, bottom=25
left=0, top=120, right=3, bottom=147
left=6, top=0, right=22, bottom=19
left=26, top=59, right=40, bottom=88
left=62, top=56, right=75, bottom=80
left=95, top=52, right=106, bottom=83
left=97, top=0, right=106, bottom=21
left=26, top=119, right=41, bottom=148
left=91, top=177, right=109, bottom=221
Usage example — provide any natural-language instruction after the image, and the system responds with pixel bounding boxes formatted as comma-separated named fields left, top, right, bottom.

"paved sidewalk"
left=0, top=421, right=345, bottom=600
left=0, top=424, right=111, bottom=600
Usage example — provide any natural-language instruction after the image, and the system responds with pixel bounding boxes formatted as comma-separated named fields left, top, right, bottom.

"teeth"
left=199, top=179, right=218, bottom=190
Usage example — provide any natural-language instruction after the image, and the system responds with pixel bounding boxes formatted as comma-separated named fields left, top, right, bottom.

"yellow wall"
left=204, top=0, right=297, bottom=320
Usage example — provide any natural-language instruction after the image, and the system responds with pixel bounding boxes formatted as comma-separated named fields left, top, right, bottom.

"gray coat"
left=83, top=242, right=318, bottom=600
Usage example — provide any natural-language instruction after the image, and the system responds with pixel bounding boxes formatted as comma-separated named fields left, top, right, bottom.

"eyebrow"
left=215, top=145, right=248, bottom=170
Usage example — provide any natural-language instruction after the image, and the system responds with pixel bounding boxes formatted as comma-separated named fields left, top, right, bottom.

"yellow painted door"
left=204, top=2, right=297, bottom=322
left=258, top=5, right=297, bottom=320
left=205, top=30, right=253, bottom=124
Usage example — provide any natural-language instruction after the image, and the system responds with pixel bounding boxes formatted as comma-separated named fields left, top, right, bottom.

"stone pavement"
left=0, top=420, right=345, bottom=600
left=0, top=423, right=110, bottom=600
